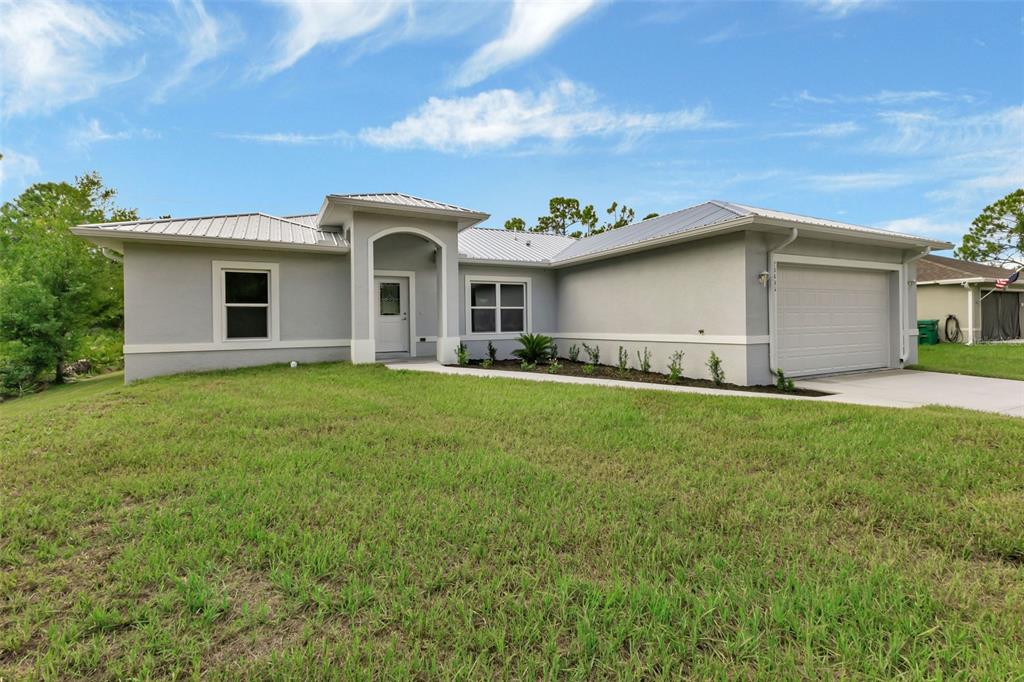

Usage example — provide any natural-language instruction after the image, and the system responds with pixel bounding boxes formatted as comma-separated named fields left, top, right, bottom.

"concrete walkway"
left=385, top=361, right=1024, bottom=417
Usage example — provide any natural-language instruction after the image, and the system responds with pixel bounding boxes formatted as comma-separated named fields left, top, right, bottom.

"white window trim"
left=464, top=275, right=531, bottom=338
left=212, top=260, right=280, bottom=344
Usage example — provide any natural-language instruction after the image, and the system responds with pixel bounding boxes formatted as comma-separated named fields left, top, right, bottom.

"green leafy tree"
left=0, top=172, right=136, bottom=386
left=955, top=189, right=1024, bottom=267
left=503, top=216, right=526, bottom=232
left=642, top=212, right=659, bottom=221
left=534, top=197, right=588, bottom=236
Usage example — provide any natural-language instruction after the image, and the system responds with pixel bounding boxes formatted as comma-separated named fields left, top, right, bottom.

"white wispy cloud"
left=69, top=119, right=159, bottom=149
left=0, top=150, right=42, bottom=190
left=358, top=80, right=727, bottom=153
left=805, top=171, right=914, bottom=191
left=151, top=0, right=235, bottom=103
left=700, top=23, right=741, bottom=45
left=780, top=89, right=970, bottom=107
left=770, top=121, right=861, bottom=138
left=259, top=0, right=406, bottom=77
left=807, top=0, right=886, bottom=19
left=0, top=0, right=141, bottom=117
left=871, top=106, right=1023, bottom=156
left=221, top=130, right=352, bottom=145
left=451, top=0, right=597, bottom=88
left=879, top=216, right=964, bottom=239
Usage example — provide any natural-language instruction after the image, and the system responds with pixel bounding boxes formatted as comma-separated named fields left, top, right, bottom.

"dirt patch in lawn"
left=453, top=360, right=830, bottom=397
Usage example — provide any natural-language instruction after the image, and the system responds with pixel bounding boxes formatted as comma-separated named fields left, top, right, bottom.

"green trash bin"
left=917, top=319, right=939, bottom=345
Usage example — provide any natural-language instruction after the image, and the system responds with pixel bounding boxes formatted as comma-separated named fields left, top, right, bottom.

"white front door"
left=375, top=276, right=409, bottom=353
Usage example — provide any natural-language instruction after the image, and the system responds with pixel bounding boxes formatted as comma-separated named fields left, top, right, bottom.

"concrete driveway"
left=797, top=369, right=1024, bottom=417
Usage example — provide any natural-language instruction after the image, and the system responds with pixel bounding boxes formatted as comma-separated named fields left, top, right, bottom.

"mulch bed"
left=453, top=359, right=830, bottom=397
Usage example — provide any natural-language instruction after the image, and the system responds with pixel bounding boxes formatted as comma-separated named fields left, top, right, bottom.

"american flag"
left=995, top=270, right=1020, bottom=290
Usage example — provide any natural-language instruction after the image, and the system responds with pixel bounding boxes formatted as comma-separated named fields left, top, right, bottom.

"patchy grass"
left=0, top=372, right=124, bottom=416
left=911, top=342, right=1024, bottom=380
left=1, top=362, right=1022, bottom=678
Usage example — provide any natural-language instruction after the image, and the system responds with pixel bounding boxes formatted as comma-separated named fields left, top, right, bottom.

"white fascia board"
left=69, top=227, right=350, bottom=255
left=917, top=277, right=992, bottom=285
left=753, top=217, right=954, bottom=250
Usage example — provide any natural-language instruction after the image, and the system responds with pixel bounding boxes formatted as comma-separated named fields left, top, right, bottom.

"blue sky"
left=1, top=0, right=1021, bottom=249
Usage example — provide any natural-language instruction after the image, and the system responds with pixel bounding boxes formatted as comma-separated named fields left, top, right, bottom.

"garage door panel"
left=777, top=264, right=891, bottom=376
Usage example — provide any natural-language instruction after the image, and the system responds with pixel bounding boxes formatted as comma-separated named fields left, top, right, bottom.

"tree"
left=503, top=217, right=526, bottom=232
left=955, top=189, right=1024, bottom=267
left=508, top=196, right=652, bottom=238
left=0, top=172, right=137, bottom=386
left=642, top=212, right=659, bottom=221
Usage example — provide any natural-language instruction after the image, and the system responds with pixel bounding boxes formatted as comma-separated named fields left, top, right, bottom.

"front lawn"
left=1, top=363, right=1022, bottom=678
left=910, top=342, right=1024, bottom=380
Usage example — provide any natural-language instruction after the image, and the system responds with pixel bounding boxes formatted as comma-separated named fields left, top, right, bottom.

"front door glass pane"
left=380, top=282, right=401, bottom=315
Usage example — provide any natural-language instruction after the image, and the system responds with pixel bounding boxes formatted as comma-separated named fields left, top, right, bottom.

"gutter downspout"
left=964, top=282, right=975, bottom=345
left=767, top=228, right=799, bottom=373
left=100, top=247, right=123, bottom=264
left=900, top=247, right=930, bottom=362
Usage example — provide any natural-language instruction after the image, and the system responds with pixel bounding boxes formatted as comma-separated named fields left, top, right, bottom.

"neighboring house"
left=917, top=254, right=1024, bottom=343
left=72, top=193, right=950, bottom=385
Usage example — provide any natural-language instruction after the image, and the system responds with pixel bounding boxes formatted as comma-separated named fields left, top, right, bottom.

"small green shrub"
left=568, top=344, right=580, bottom=362
left=512, top=333, right=554, bottom=364
left=550, top=343, right=558, bottom=360
left=636, top=347, right=652, bottom=373
left=481, top=358, right=494, bottom=369
left=668, top=350, right=685, bottom=383
left=617, top=346, right=628, bottom=375
left=582, top=342, right=600, bottom=366
left=456, top=343, right=470, bottom=366
left=707, top=351, right=725, bottom=385
left=487, top=341, right=497, bottom=363
left=547, top=359, right=561, bottom=374
left=520, top=360, right=536, bottom=370
left=775, top=368, right=795, bottom=392
left=581, top=363, right=595, bottom=375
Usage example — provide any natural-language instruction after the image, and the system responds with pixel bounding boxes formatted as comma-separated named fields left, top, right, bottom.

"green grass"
left=1, top=363, right=1022, bottom=679
left=0, top=372, right=123, bottom=418
left=910, top=342, right=1024, bottom=380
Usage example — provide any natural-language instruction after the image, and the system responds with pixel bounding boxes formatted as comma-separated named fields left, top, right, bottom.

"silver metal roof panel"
left=458, top=228, right=576, bottom=263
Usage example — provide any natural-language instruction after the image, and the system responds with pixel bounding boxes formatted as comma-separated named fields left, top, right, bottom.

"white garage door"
left=776, top=264, right=892, bottom=377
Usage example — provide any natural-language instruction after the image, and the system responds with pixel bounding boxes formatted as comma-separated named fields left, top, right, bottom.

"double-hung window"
left=469, top=280, right=527, bottom=334
left=225, top=271, right=270, bottom=339
left=213, top=261, right=279, bottom=343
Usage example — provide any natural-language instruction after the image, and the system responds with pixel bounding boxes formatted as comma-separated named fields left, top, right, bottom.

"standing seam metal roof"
left=458, top=228, right=576, bottom=263
left=75, top=212, right=346, bottom=248
left=330, top=192, right=484, bottom=215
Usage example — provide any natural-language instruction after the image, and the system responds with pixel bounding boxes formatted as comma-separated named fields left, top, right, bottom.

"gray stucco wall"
left=122, top=242, right=349, bottom=381
left=551, top=233, right=758, bottom=383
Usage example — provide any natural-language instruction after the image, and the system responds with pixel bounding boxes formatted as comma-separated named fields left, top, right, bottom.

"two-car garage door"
left=776, top=264, right=892, bottom=377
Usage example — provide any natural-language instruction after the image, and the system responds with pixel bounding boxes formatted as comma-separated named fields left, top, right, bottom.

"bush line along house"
left=72, top=193, right=951, bottom=385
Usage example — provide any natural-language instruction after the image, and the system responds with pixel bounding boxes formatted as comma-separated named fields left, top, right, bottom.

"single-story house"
left=72, top=193, right=950, bottom=385
left=917, top=254, right=1024, bottom=343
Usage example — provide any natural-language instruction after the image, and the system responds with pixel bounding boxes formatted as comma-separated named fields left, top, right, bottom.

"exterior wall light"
left=758, top=271, right=771, bottom=287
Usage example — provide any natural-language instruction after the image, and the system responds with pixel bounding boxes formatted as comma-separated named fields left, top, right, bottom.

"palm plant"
left=511, top=333, right=555, bottom=364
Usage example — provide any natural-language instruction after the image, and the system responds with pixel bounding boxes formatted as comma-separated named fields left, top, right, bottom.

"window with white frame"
left=224, top=270, right=271, bottom=339
left=469, top=281, right=526, bottom=333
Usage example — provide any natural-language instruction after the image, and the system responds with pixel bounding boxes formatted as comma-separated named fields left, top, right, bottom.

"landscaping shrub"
left=487, top=341, right=497, bottom=363
left=668, top=350, right=685, bottom=383
left=567, top=344, right=580, bottom=362
left=707, top=351, right=725, bottom=385
left=456, top=343, right=469, bottom=366
left=511, top=333, right=554, bottom=364
left=636, top=347, right=652, bottom=373
left=775, top=368, right=795, bottom=392
left=582, top=342, right=600, bottom=366
left=617, top=346, right=628, bottom=375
